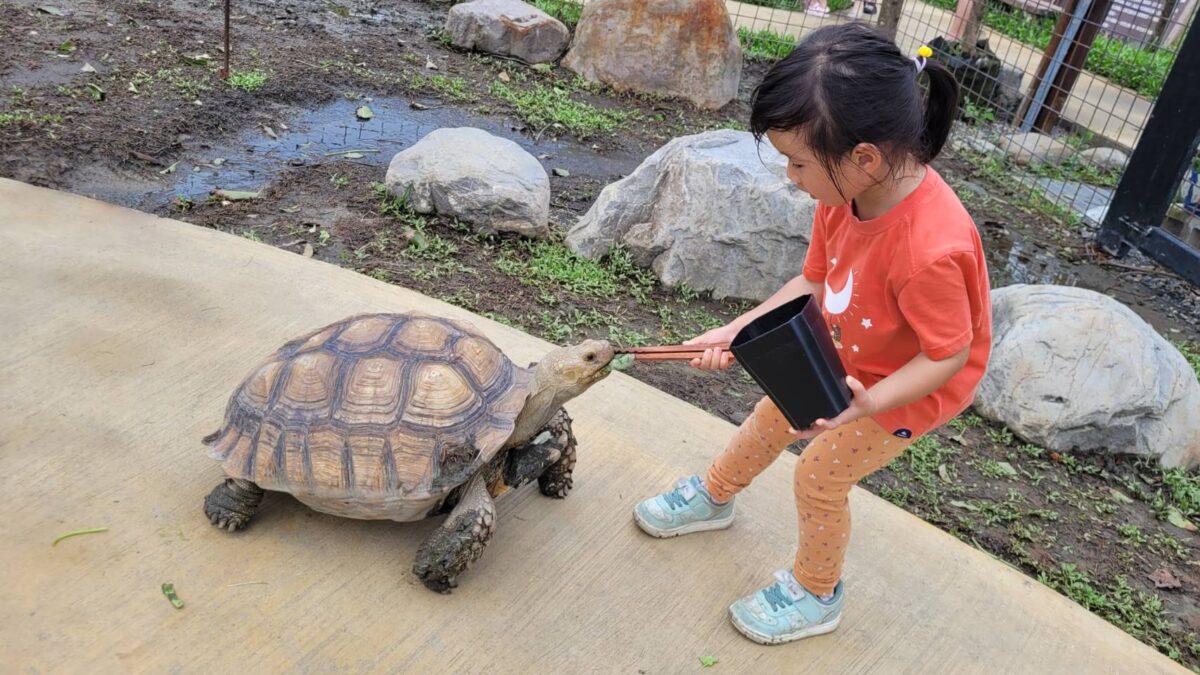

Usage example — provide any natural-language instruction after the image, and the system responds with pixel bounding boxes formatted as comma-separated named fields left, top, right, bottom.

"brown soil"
left=2, top=0, right=1197, bottom=667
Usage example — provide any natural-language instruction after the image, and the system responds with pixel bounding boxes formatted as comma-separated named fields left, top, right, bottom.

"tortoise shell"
left=205, top=313, right=531, bottom=513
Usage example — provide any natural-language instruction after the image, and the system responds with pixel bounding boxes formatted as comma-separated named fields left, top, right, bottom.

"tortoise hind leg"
left=537, top=409, right=577, bottom=498
left=413, top=473, right=495, bottom=593
left=203, top=478, right=265, bottom=532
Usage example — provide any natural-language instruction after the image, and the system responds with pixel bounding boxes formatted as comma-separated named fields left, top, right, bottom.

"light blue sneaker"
left=729, top=569, right=844, bottom=645
left=633, top=475, right=734, bottom=538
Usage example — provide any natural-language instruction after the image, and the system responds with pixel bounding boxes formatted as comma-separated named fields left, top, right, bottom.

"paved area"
left=0, top=179, right=1184, bottom=673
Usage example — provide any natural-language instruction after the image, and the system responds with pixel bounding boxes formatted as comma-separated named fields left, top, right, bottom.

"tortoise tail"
left=202, top=429, right=221, bottom=445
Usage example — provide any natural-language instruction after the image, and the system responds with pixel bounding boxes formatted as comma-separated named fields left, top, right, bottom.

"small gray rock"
left=385, top=127, right=550, bottom=238
left=998, top=132, right=1072, bottom=166
left=975, top=284, right=1200, bottom=468
left=565, top=130, right=816, bottom=301
left=445, top=0, right=570, bottom=64
left=1079, top=147, right=1128, bottom=172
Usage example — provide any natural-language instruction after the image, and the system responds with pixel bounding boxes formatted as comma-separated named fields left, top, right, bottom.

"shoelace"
left=762, top=582, right=797, bottom=611
left=662, top=479, right=691, bottom=510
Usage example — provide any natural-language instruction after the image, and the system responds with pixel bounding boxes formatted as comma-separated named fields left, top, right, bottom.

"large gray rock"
left=445, top=0, right=569, bottom=64
left=561, top=0, right=741, bottom=110
left=565, top=130, right=816, bottom=301
left=998, top=132, right=1072, bottom=166
left=975, top=284, right=1200, bottom=468
left=385, top=127, right=549, bottom=238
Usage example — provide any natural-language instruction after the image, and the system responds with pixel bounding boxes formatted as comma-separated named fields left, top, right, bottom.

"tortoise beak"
left=583, top=340, right=615, bottom=380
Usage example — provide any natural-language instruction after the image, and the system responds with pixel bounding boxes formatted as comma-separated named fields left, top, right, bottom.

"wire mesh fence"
left=536, top=0, right=1199, bottom=248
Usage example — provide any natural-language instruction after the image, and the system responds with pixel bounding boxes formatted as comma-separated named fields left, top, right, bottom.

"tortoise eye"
left=584, top=353, right=595, bottom=362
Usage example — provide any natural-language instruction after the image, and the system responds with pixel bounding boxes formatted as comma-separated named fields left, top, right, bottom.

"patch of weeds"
left=496, top=241, right=652, bottom=299
left=737, top=27, right=796, bottom=62
left=0, top=111, right=63, bottom=127
left=428, top=75, right=474, bottom=102
left=894, top=436, right=958, bottom=491
left=8, top=85, right=28, bottom=105
left=1174, top=340, right=1200, bottom=379
left=961, top=99, right=996, bottom=125
left=329, top=172, right=350, bottom=189
left=1149, top=532, right=1187, bottom=559
left=489, top=81, right=634, bottom=137
left=1029, top=156, right=1120, bottom=189
left=979, top=458, right=1018, bottom=480
left=948, top=412, right=986, bottom=431
left=155, top=67, right=211, bottom=99
left=530, top=0, right=582, bottom=27
left=368, top=268, right=393, bottom=282
left=1037, top=564, right=1181, bottom=661
left=227, top=70, right=268, bottom=92
left=173, top=195, right=195, bottom=212
left=241, top=229, right=263, bottom=243
left=985, top=425, right=1015, bottom=445
left=441, top=291, right=480, bottom=311
left=608, top=325, right=650, bottom=348
left=1160, top=466, right=1200, bottom=518
left=1116, top=523, right=1147, bottom=545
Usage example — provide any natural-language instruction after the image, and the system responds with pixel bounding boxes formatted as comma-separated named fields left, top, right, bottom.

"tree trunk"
left=878, top=0, right=907, bottom=39
left=959, top=0, right=990, bottom=55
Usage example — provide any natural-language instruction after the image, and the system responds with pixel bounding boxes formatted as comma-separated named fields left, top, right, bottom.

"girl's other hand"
left=788, top=376, right=876, bottom=438
left=684, top=324, right=740, bottom=370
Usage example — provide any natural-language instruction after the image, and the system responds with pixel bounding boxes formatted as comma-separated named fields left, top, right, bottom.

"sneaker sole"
left=728, top=610, right=841, bottom=645
left=632, top=506, right=734, bottom=538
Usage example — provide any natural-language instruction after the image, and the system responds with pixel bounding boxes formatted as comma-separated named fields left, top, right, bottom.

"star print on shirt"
left=852, top=345, right=860, bottom=352
left=861, top=318, right=872, bottom=329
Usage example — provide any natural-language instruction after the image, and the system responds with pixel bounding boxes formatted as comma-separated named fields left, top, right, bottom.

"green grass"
left=1038, top=564, right=1183, bottom=660
left=737, top=27, right=797, bottom=62
left=0, top=111, right=62, bottom=127
left=530, top=0, right=582, bottom=27
left=737, top=0, right=853, bottom=12
left=428, top=75, right=474, bottom=102
left=496, top=241, right=630, bottom=297
left=920, top=0, right=1171, bottom=96
left=489, top=81, right=633, bottom=137
left=227, top=70, right=268, bottom=92
left=154, top=67, right=211, bottom=98
left=1175, top=340, right=1200, bottom=379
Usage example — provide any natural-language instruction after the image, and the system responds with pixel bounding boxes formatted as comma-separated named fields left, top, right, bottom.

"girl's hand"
left=789, top=376, right=877, bottom=439
left=684, top=324, right=740, bottom=371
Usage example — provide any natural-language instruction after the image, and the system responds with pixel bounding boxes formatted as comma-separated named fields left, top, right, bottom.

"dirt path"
left=2, top=0, right=1197, bottom=666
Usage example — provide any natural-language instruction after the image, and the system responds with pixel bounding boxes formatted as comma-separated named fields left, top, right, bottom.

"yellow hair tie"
left=917, top=45, right=933, bottom=58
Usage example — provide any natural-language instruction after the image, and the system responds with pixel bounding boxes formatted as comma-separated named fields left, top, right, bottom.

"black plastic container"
left=730, top=294, right=852, bottom=430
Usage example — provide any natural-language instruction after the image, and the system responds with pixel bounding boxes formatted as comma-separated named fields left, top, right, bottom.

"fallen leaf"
left=1108, top=488, right=1134, bottom=504
left=37, top=5, right=64, bottom=16
left=356, top=105, right=374, bottom=120
left=329, top=3, right=350, bottom=17
left=212, top=158, right=226, bottom=166
left=1166, top=507, right=1197, bottom=532
left=993, top=461, right=1018, bottom=477
left=532, top=63, right=553, bottom=73
left=425, top=58, right=438, bottom=70
left=86, top=83, right=105, bottom=101
left=937, top=464, right=951, bottom=482
left=279, top=122, right=289, bottom=130
left=214, top=189, right=261, bottom=201
left=80, top=62, right=96, bottom=73
left=949, top=500, right=980, bottom=512
left=497, top=71, right=510, bottom=82
left=159, top=161, right=179, bottom=175
left=302, top=243, right=314, bottom=258
left=127, top=81, right=139, bottom=94
left=161, top=582, right=184, bottom=609
left=262, top=125, right=278, bottom=140
left=699, top=656, right=718, bottom=667
left=1147, top=568, right=1181, bottom=589
left=552, top=167, right=569, bottom=177
left=181, top=53, right=212, bottom=65
left=410, top=102, right=429, bottom=110
left=57, top=40, right=75, bottom=53
left=280, top=204, right=301, bottom=213
left=52, top=527, right=108, bottom=546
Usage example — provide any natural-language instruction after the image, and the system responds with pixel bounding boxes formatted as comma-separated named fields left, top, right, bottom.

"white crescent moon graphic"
left=824, top=270, right=853, bottom=315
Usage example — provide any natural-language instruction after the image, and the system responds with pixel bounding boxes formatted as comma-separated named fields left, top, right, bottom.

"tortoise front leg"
left=203, top=478, right=264, bottom=531
left=413, top=473, right=495, bottom=593
left=537, top=409, right=576, bottom=498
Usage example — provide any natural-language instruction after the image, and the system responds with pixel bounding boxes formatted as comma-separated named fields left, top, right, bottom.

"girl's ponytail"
left=918, top=57, right=959, bottom=163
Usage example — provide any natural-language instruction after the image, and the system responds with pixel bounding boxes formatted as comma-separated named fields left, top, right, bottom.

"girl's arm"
left=791, top=345, right=970, bottom=437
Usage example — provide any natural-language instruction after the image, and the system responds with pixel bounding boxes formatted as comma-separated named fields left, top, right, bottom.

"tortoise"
left=201, top=312, right=614, bottom=592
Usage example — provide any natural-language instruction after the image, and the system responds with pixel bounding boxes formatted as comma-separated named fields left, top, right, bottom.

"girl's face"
left=766, top=129, right=881, bottom=207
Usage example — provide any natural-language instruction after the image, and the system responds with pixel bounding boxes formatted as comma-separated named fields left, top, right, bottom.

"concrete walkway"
left=0, top=179, right=1184, bottom=673
left=726, top=0, right=1153, bottom=148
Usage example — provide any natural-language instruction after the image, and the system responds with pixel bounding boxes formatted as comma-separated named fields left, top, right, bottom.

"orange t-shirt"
left=801, top=167, right=992, bottom=439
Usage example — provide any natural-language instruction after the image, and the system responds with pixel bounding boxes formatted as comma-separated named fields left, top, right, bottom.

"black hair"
left=749, top=23, right=959, bottom=188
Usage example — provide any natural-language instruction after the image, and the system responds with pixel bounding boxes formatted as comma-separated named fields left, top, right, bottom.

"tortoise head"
left=534, top=339, right=616, bottom=397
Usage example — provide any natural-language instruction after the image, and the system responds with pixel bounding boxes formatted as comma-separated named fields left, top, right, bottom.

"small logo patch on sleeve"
left=893, top=428, right=913, bottom=439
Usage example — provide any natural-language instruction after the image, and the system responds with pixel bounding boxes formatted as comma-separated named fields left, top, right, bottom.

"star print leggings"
left=703, top=396, right=915, bottom=596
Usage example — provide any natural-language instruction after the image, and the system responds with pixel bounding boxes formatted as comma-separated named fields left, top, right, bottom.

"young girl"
left=634, top=23, right=992, bottom=645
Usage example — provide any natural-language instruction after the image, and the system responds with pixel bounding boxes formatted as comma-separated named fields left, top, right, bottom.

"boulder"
left=998, top=132, right=1072, bottom=166
left=445, top=0, right=570, bottom=64
left=1079, top=147, right=1128, bottom=172
left=565, top=130, right=817, bottom=301
left=561, top=0, right=741, bottom=110
left=385, top=127, right=550, bottom=238
left=975, top=284, right=1200, bottom=468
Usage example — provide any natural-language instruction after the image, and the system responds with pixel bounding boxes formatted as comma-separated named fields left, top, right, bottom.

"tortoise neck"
left=507, top=367, right=568, bottom=448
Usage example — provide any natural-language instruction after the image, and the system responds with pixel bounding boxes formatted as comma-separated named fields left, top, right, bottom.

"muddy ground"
left=2, top=0, right=1198, bottom=666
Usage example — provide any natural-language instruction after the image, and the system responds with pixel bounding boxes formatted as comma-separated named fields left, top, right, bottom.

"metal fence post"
left=1097, top=17, right=1200, bottom=286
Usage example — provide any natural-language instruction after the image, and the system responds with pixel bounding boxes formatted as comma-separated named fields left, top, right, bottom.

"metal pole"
left=220, top=0, right=231, bottom=80
left=1021, top=0, right=1093, bottom=132
left=1097, top=17, right=1200, bottom=287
